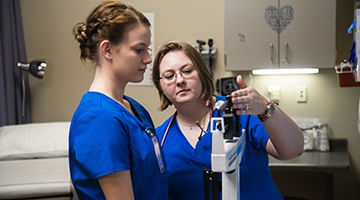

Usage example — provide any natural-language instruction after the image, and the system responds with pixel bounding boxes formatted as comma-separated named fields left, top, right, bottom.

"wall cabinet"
left=224, top=0, right=336, bottom=71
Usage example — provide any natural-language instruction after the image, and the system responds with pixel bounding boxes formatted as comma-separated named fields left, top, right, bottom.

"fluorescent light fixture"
left=252, top=68, right=319, bottom=75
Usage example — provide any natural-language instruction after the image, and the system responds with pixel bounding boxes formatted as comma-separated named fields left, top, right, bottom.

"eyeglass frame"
left=158, top=66, right=198, bottom=84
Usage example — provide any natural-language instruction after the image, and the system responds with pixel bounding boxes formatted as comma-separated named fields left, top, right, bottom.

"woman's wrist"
left=257, top=99, right=277, bottom=122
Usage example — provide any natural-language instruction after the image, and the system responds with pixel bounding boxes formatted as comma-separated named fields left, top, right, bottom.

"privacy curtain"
left=0, top=0, right=30, bottom=126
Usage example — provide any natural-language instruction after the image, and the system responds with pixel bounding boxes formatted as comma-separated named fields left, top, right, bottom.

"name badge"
left=146, top=129, right=165, bottom=173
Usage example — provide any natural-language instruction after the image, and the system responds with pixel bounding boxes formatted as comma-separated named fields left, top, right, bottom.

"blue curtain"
left=0, top=0, right=30, bottom=126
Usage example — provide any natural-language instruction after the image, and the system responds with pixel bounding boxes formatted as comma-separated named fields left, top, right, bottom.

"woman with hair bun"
left=68, top=1, right=168, bottom=199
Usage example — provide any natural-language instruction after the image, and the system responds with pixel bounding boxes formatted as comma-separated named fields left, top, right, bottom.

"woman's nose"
left=143, top=51, right=152, bottom=64
left=175, top=72, right=185, bottom=84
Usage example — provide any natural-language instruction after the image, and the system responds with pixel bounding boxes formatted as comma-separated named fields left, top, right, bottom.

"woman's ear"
left=99, top=40, right=112, bottom=60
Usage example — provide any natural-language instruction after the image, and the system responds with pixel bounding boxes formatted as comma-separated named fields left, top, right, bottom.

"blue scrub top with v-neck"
left=69, top=91, right=168, bottom=200
left=157, top=95, right=283, bottom=200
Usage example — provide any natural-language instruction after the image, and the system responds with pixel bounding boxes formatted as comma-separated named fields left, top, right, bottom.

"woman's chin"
left=129, top=76, right=145, bottom=84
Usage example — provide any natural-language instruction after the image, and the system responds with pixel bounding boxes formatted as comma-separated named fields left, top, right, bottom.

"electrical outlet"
left=296, top=85, right=307, bottom=102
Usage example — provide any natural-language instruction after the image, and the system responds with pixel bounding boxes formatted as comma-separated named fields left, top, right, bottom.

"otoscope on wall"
left=196, top=40, right=206, bottom=53
left=208, top=39, right=213, bottom=74
left=196, top=39, right=216, bottom=74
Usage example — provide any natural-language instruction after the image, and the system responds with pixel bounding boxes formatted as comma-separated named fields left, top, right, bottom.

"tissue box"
left=335, top=62, right=360, bottom=87
left=302, top=128, right=314, bottom=151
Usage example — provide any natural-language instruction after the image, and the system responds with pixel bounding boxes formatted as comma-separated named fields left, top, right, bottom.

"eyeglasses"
left=159, top=67, right=197, bottom=84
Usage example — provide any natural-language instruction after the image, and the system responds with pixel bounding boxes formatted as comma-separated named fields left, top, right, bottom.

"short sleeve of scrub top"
left=69, top=92, right=168, bottom=200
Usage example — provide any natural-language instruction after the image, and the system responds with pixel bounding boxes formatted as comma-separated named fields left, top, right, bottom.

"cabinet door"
left=279, top=0, right=336, bottom=69
left=224, top=0, right=336, bottom=70
left=225, top=0, right=278, bottom=70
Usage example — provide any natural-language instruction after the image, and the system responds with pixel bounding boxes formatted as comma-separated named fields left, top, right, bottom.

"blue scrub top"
left=69, top=92, right=168, bottom=200
left=157, top=95, right=283, bottom=200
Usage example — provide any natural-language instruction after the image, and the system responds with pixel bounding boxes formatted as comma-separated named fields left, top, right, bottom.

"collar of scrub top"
left=160, top=98, right=213, bottom=147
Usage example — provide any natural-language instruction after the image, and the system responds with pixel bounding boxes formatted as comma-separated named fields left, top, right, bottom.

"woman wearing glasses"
left=152, top=41, right=304, bottom=200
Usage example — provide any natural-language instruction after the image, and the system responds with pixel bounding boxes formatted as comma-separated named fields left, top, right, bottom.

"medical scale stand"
left=203, top=96, right=246, bottom=200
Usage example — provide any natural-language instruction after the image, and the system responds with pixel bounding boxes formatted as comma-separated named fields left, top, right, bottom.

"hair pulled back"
left=73, top=0, right=150, bottom=64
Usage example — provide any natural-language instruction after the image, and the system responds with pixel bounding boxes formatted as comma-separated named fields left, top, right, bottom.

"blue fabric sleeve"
left=246, top=115, right=270, bottom=151
left=73, top=108, right=130, bottom=179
